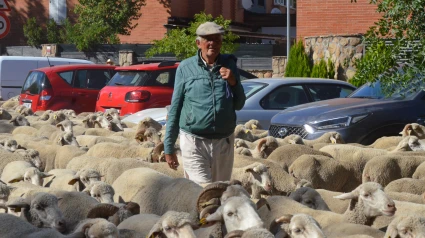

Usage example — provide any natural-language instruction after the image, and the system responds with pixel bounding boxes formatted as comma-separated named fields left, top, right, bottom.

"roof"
left=242, top=78, right=355, bottom=87
left=116, top=62, right=180, bottom=71
left=0, top=56, right=93, bottom=63
left=33, top=64, right=116, bottom=72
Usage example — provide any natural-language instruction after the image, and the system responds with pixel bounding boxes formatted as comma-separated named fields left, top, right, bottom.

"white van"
left=0, top=56, right=94, bottom=100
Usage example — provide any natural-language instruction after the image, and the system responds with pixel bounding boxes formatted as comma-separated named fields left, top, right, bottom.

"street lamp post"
left=287, top=0, right=291, bottom=57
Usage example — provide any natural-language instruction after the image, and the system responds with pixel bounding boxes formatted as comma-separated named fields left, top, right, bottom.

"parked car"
left=95, top=61, right=257, bottom=116
left=0, top=56, right=94, bottom=100
left=237, top=78, right=356, bottom=129
left=19, top=64, right=116, bottom=113
left=269, top=80, right=425, bottom=144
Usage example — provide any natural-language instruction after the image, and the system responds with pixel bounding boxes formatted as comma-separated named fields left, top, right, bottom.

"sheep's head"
left=14, top=105, right=25, bottom=113
left=57, top=131, right=79, bottom=147
left=69, top=169, right=102, bottom=188
left=148, top=211, right=197, bottom=238
left=7, top=192, right=66, bottom=232
left=234, top=125, right=253, bottom=141
left=244, top=120, right=262, bottom=130
left=151, top=142, right=165, bottom=163
left=95, top=116, right=112, bottom=130
left=56, top=120, right=74, bottom=133
left=334, top=182, right=396, bottom=217
left=83, top=181, right=115, bottom=203
left=78, top=219, right=119, bottom=238
left=15, top=149, right=43, bottom=170
left=286, top=135, right=304, bottom=145
left=234, top=139, right=250, bottom=149
left=52, top=111, right=68, bottom=124
left=270, top=214, right=325, bottom=238
left=0, top=108, right=12, bottom=119
left=0, top=182, right=15, bottom=205
left=62, top=109, right=77, bottom=118
left=400, top=123, right=425, bottom=139
left=9, top=115, right=30, bottom=126
left=386, top=214, right=425, bottom=238
left=0, top=139, right=21, bottom=152
left=256, top=137, right=279, bottom=158
left=244, top=163, right=272, bottom=193
left=20, top=107, right=33, bottom=116
left=203, top=196, right=264, bottom=233
left=235, top=147, right=252, bottom=157
left=406, top=136, right=425, bottom=151
left=10, top=167, right=52, bottom=186
left=288, top=187, right=330, bottom=211
left=294, top=178, right=313, bottom=189
left=329, top=132, right=345, bottom=144
left=220, top=185, right=251, bottom=204
left=82, top=114, right=98, bottom=128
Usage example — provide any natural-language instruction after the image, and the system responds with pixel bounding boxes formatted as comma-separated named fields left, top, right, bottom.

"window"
left=58, top=71, right=74, bottom=85
left=242, top=82, right=268, bottom=99
left=21, top=72, right=49, bottom=95
left=307, top=84, right=355, bottom=101
left=49, top=0, right=67, bottom=25
left=258, top=0, right=265, bottom=6
left=74, top=70, right=111, bottom=89
left=108, top=69, right=176, bottom=87
left=260, top=85, right=308, bottom=110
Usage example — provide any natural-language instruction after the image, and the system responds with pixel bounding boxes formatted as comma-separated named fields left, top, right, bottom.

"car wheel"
left=360, top=125, right=405, bottom=146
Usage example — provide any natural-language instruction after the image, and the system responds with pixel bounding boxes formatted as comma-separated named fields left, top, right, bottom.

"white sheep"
left=270, top=213, right=326, bottom=238
left=1, top=161, right=52, bottom=186
left=83, top=181, right=115, bottom=203
left=234, top=125, right=268, bottom=142
left=231, top=162, right=273, bottom=199
left=234, top=136, right=279, bottom=160
left=385, top=214, right=425, bottom=238
left=400, top=123, right=425, bottom=139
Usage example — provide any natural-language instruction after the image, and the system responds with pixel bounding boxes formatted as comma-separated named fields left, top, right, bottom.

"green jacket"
left=164, top=50, right=246, bottom=154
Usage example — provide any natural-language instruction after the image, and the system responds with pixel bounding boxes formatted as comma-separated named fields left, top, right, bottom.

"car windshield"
left=108, top=71, right=152, bottom=86
left=349, top=80, right=423, bottom=100
left=242, top=82, right=268, bottom=99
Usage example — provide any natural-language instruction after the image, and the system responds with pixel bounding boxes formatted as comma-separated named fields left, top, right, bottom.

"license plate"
left=23, top=103, right=31, bottom=109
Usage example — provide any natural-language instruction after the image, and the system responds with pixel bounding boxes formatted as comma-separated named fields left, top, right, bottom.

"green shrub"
left=23, top=17, right=45, bottom=47
left=311, top=59, right=328, bottom=78
left=327, top=58, right=335, bottom=79
left=284, top=40, right=312, bottom=77
left=46, top=19, right=64, bottom=44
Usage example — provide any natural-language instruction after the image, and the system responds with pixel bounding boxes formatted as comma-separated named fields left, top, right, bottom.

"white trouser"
left=179, top=130, right=234, bottom=185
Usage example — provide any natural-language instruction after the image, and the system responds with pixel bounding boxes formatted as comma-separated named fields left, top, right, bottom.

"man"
left=163, top=22, right=246, bottom=184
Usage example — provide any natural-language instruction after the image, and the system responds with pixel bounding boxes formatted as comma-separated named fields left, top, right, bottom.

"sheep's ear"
left=8, top=177, right=24, bottom=183
left=81, top=223, right=93, bottom=237
left=56, top=123, right=64, bottom=131
left=244, top=168, right=254, bottom=173
left=41, top=173, right=53, bottom=178
left=147, top=222, right=163, bottom=238
left=68, top=177, right=79, bottom=185
left=256, top=198, right=271, bottom=211
left=275, top=214, right=293, bottom=224
left=334, top=190, right=359, bottom=200
left=17, top=145, right=26, bottom=150
left=0, top=140, right=4, bottom=146
left=87, top=203, right=119, bottom=219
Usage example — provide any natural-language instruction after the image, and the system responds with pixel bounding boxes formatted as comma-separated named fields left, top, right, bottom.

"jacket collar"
left=197, top=49, right=222, bottom=68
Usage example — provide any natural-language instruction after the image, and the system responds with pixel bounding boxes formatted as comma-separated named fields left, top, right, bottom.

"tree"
left=311, top=59, right=328, bottom=78
left=284, top=40, right=311, bottom=77
left=68, top=0, right=145, bottom=51
left=350, top=0, right=425, bottom=95
left=145, top=12, right=239, bottom=60
left=23, top=17, right=45, bottom=47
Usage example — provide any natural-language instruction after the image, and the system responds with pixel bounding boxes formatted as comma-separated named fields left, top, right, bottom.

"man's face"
left=197, top=34, right=223, bottom=60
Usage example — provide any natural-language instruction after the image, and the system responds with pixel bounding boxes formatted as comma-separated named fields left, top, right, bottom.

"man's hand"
left=220, top=67, right=236, bottom=86
left=165, top=154, right=179, bottom=170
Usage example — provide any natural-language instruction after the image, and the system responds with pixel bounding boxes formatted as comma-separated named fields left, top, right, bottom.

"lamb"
left=0, top=108, right=13, bottom=120
left=2, top=161, right=52, bottom=186
left=6, top=192, right=67, bottom=233
left=258, top=182, right=396, bottom=229
left=288, top=187, right=331, bottom=211
left=267, top=144, right=332, bottom=171
left=234, top=136, right=279, bottom=159
left=118, top=211, right=198, bottom=238
left=362, top=154, right=425, bottom=187
left=400, top=123, right=425, bottom=139
left=231, top=163, right=273, bottom=199
left=234, top=124, right=268, bottom=142
left=270, top=213, right=326, bottom=238
left=385, top=214, right=425, bottom=238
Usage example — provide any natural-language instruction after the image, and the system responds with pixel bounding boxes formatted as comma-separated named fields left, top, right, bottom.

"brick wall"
left=297, top=0, right=381, bottom=39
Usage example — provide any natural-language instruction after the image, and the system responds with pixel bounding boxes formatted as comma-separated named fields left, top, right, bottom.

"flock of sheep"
left=1, top=96, right=425, bottom=237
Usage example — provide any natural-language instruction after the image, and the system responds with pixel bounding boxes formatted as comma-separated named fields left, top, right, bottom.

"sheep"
left=0, top=148, right=43, bottom=175
left=68, top=168, right=102, bottom=190
left=43, top=169, right=79, bottom=191
left=267, top=144, right=332, bottom=171
left=288, top=187, right=331, bottom=211
left=270, top=213, right=326, bottom=238
left=19, top=107, right=33, bottom=116
left=362, top=154, right=425, bottom=187
left=76, top=135, right=121, bottom=148
left=55, top=131, right=80, bottom=147
left=400, top=123, right=425, bottom=139
left=224, top=228, right=274, bottom=238
left=234, top=125, right=268, bottom=142
left=386, top=192, right=425, bottom=204
left=244, top=119, right=263, bottom=130
left=6, top=192, right=67, bottom=233
left=385, top=178, right=425, bottom=195
left=231, top=163, right=273, bottom=199
left=0, top=213, right=85, bottom=237
left=118, top=211, right=198, bottom=238
left=412, top=161, right=425, bottom=179
left=134, top=117, right=163, bottom=141
left=83, top=181, right=115, bottom=203
left=72, top=218, right=120, bottom=237
left=0, top=108, right=13, bottom=120
left=83, top=128, right=115, bottom=137
left=53, top=145, right=87, bottom=169
left=9, top=115, right=30, bottom=126
left=258, top=182, right=396, bottom=229
left=0, top=182, right=15, bottom=208
left=86, top=201, right=140, bottom=226
left=368, top=136, right=404, bottom=149
left=323, top=222, right=385, bottom=238
left=38, top=110, right=53, bottom=121
left=0, top=138, right=24, bottom=152
left=235, top=136, right=279, bottom=160
left=288, top=132, right=345, bottom=146
left=136, top=127, right=163, bottom=147
left=82, top=114, right=99, bottom=128
left=61, top=109, right=77, bottom=118
left=385, top=214, right=425, bottom=238
left=87, top=142, right=164, bottom=162
left=202, top=195, right=264, bottom=233
left=1, top=161, right=52, bottom=186
left=0, top=100, right=19, bottom=109
left=30, top=111, right=68, bottom=129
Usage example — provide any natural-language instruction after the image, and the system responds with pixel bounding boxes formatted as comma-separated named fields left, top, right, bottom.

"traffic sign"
left=0, top=0, right=11, bottom=11
left=0, top=12, right=10, bottom=39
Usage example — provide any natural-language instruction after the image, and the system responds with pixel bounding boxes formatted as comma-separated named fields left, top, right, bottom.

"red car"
left=19, top=64, right=116, bottom=113
left=95, top=61, right=258, bottom=116
left=95, top=61, right=179, bottom=116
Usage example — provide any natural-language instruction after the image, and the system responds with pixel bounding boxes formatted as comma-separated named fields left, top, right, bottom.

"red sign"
left=0, top=0, right=11, bottom=12
left=0, top=12, right=10, bottom=39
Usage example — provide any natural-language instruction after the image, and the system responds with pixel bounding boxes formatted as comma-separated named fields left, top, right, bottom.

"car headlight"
left=307, top=114, right=369, bottom=130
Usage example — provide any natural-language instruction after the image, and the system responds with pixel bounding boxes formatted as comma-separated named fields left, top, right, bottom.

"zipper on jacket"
left=209, top=71, right=216, bottom=124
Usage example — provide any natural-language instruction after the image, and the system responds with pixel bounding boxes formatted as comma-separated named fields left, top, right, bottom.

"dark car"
left=269, top=80, right=425, bottom=144
left=95, top=61, right=257, bottom=116
left=19, top=64, right=116, bottom=113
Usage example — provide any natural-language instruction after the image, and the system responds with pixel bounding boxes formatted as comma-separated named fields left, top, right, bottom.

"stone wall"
left=304, top=34, right=364, bottom=81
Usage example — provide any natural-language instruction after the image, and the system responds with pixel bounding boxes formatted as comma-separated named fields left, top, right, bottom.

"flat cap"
left=196, top=22, right=225, bottom=36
